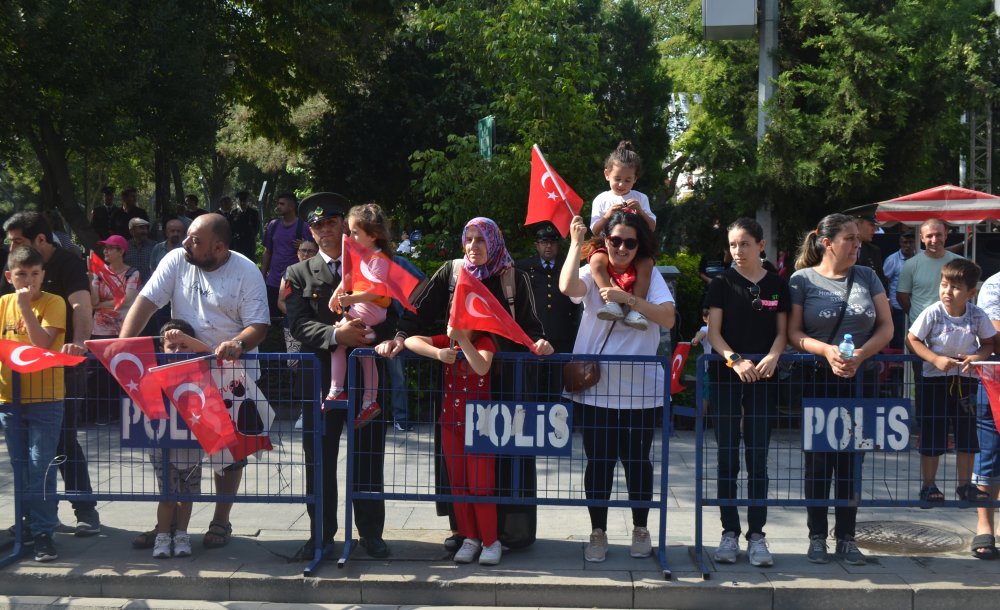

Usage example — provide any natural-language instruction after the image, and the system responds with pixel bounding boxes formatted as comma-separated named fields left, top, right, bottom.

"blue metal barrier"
left=341, top=348, right=675, bottom=578
left=0, top=352, right=327, bottom=576
left=694, top=352, right=1000, bottom=577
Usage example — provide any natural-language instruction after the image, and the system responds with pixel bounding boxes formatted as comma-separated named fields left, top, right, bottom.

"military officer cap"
left=299, top=192, right=349, bottom=225
left=534, top=223, right=560, bottom=242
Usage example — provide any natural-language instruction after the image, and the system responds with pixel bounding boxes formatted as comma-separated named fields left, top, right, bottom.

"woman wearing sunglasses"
left=705, top=217, right=789, bottom=567
left=788, top=213, right=892, bottom=565
left=559, top=211, right=675, bottom=563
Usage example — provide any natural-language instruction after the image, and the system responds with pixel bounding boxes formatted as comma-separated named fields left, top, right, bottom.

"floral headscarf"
left=462, top=217, right=513, bottom=280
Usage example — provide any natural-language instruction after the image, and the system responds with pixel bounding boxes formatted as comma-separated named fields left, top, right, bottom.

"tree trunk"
left=26, top=113, right=99, bottom=251
left=154, top=147, right=172, bottom=234
left=170, top=160, right=184, bottom=212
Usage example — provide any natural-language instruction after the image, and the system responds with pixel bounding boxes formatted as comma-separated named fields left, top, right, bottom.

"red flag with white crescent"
left=524, top=144, right=584, bottom=237
left=448, top=267, right=539, bottom=354
left=670, top=342, right=691, bottom=394
left=341, top=235, right=421, bottom=312
left=148, top=357, right=238, bottom=455
left=976, top=363, right=1000, bottom=435
left=0, top=339, right=85, bottom=372
left=85, top=337, right=167, bottom=419
left=88, top=252, right=127, bottom=309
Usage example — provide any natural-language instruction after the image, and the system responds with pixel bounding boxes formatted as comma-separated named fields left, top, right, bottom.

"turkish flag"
left=448, top=267, right=539, bottom=354
left=85, top=337, right=167, bottom=420
left=148, top=357, right=238, bottom=455
left=524, top=144, right=584, bottom=237
left=976, top=363, right=1000, bottom=435
left=341, top=235, right=421, bottom=312
left=0, top=339, right=85, bottom=373
left=670, top=342, right=691, bottom=395
left=89, top=252, right=126, bottom=309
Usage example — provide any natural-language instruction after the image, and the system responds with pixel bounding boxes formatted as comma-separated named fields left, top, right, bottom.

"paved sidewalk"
left=1, top=429, right=998, bottom=609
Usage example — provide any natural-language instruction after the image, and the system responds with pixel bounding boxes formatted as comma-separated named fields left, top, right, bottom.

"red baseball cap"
left=97, top=235, right=129, bottom=253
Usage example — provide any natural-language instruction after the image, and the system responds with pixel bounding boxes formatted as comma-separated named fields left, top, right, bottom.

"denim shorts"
left=972, top=383, right=1000, bottom=486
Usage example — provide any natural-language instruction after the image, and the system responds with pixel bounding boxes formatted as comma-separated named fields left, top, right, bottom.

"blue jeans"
left=386, top=355, right=409, bottom=424
left=711, top=368, right=775, bottom=538
left=1, top=401, right=65, bottom=537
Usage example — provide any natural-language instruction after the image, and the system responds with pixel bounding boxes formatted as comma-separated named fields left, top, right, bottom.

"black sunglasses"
left=748, top=283, right=762, bottom=311
left=606, top=236, right=638, bottom=250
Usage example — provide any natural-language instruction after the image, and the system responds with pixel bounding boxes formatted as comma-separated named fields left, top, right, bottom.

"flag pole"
left=149, top=353, right=217, bottom=372
left=533, top=144, right=577, bottom=218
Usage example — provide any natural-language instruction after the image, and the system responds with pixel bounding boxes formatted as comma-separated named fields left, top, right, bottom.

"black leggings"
left=580, top=403, right=656, bottom=531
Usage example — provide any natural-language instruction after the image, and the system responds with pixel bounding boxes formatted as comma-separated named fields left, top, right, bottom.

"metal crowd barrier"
left=0, top=352, right=327, bottom=576
left=693, top=352, right=1000, bottom=577
left=340, top=348, right=675, bottom=578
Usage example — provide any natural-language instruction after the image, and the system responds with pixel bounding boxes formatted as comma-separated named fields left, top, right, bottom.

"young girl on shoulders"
left=328, top=203, right=392, bottom=427
left=588, top=141, right=657, bottom=330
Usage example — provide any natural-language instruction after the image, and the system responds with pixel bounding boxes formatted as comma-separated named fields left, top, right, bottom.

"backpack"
left=264, top=218, right=306, bottom=248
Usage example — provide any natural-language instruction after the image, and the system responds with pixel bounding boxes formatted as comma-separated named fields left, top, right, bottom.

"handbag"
left=564, top=321, right=617, bottom=393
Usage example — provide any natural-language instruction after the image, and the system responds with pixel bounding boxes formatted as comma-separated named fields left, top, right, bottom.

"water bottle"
left=838, top=333, right=855, bottom=359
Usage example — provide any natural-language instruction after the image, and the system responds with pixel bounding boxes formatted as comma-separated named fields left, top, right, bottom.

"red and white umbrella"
left=875, top=184, right=1000, bottom=227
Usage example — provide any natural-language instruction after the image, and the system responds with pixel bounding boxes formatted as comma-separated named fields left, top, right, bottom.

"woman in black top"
left=706, top=217, right=789, bottom=567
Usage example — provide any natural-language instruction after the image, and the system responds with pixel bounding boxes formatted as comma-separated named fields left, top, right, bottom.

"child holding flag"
left=327, top=203, right=394, bottom=427
left=588, top=141, right=657, bottom=330
left=148, top=319, right=210, bottom=559
left=405, top=326, right=501, bottom=565
left=0, top=246, right=67, bottom=562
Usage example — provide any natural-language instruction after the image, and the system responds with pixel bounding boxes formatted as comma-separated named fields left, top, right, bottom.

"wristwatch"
left=725, top=353, right=743, bottom=368
left=233, top=339, right=246, bottom=351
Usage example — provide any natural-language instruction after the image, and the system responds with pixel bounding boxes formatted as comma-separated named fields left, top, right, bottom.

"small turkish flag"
left=148, top=357, right=238, bottom=455
left=341, top=235, right=421, bottom=312
left=0, top=339, right=85, bottom=373
left=89, top=252, right=127, bottom=309
left=976, top=363, right=1000, bottom=435
left=670, top=342, right=691, bottom=395
left=448, top=267, right=539, bottom=354
left=86, top=337, right=167, bottom=420
left=524, top=144, right=584, bottom=237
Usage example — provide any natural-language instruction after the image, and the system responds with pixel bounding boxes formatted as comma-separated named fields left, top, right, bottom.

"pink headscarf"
left=462, top=217, right=513, bottom=280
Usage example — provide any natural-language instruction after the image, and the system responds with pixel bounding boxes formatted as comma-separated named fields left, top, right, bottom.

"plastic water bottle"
left=838, top=333, right=855, bottom=359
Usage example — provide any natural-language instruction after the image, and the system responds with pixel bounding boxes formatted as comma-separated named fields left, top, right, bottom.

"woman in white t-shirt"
left=559, top=212, right=675, bottom=564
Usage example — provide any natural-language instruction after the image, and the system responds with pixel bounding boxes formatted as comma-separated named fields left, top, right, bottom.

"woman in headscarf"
left=380, top=217, right=553, bottom=552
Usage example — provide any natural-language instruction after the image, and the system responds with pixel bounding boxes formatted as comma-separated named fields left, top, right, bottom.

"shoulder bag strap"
left=824, top=267, right=856, bottom=345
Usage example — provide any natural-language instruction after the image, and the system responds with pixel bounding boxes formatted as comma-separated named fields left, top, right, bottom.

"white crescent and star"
left=540, top=171, right=560, bottom=202
left=110, top=352, right=146, bottom=393
left=360, top=260, right=384, bottom=284
left=10, top=345, right=40, bottom=366
left=173, top=383, right=207, bottom=424
left=465, top=293, right=495, bottom=319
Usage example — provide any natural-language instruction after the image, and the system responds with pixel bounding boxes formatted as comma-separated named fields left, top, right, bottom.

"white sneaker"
left=630, top=526, right=652, bottom=558
left=453, top=538, right=481, bottom=563
left=584, top=528, right=608, bottom=562
left=172, top=532, right=192, bottom=558
left=713, top=531, right=740, bottom=564
left=623, top=310, right=649, bottom=330
left=747, top=533, right=773, bottom=567
left=152, top=533, right=172, bottom=558
left=597, top=302, right=625, bottom=321
left=479, top=540, right=502, bottom=565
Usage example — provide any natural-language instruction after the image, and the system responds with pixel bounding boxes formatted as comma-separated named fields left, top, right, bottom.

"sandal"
left=918, top=484, right=945, bottom=505
left=203, top=520, right=232, bottom=548
left=957, top=483, right=991, bottom=503
left=132, top=524, right=174, bottom=549
left=972, top=533, right=998, bottom=559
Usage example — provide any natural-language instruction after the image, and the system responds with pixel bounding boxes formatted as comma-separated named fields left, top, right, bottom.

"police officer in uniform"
left=516, top=223, right=581, bottom=396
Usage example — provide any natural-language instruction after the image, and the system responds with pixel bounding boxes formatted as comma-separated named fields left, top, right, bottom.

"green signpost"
left=477, top=115, right=495, bottom=161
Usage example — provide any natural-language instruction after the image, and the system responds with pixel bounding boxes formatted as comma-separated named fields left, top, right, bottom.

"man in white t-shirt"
left=120, top=213, right=269, bottom=549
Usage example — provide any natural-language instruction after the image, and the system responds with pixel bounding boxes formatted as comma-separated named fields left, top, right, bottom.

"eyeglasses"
left=298, top=248, right=317, bottom=255
left=748, top=283, right=762, bottom=311
left=606, top=236, right=638, bottom=250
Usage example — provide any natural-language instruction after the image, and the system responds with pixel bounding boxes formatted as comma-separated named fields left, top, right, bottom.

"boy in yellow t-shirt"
left=0, top=246, right=67, bottom=562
